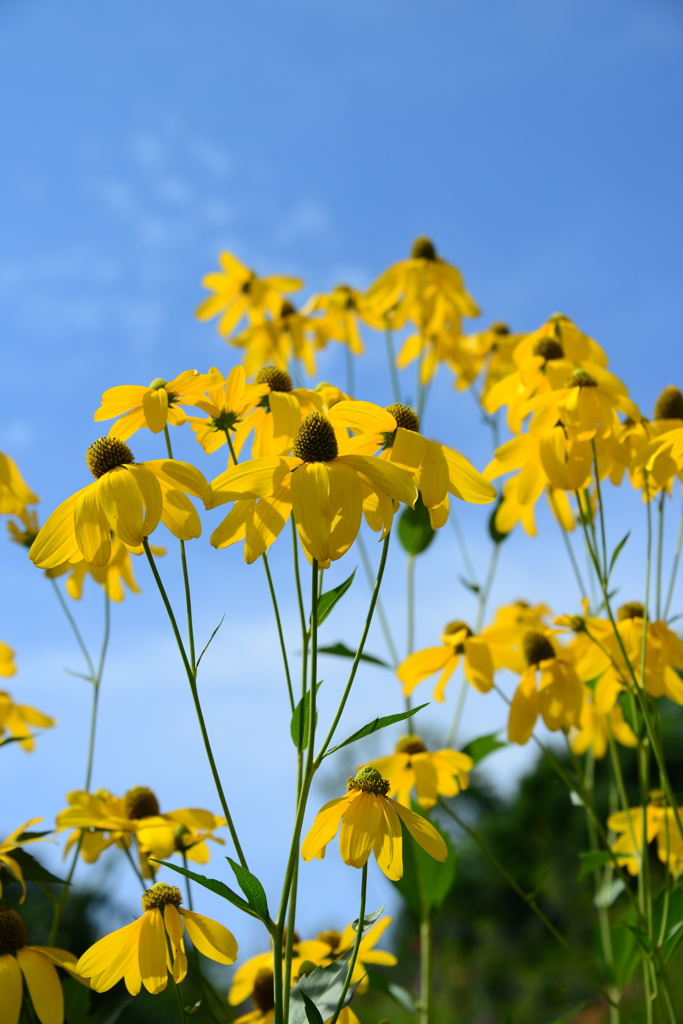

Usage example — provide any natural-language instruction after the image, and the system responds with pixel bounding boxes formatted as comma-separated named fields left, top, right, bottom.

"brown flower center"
left=617, top=601, right=645, bottom=622
left=85, top=438, right=135, bottom=479
left=411, top=236, right=437, bottom=261
left=522, top=631, right=555, bottom=666
left=316, top=929, right=342, bottom=951
left=252, top=967, right=275, bottom=1012
left=566, top=369, right=597, bottom=389
left=124, top=786, right=160, bottom=819
left=292, top=413, right=339, bottom=463
left=395, top=734, right=427, bottom=756
left=386, top=403, right=420, bottom=432
left=0, top=908, right=28, bottom=955
left=255, top=366, right=293, bottom=393
left=347, top=766, right=390, bottom=796
left=142, top=883, right=182, bottom=911
left=654, top=386, right=683, bottom=421
left=532, top=338, right=564, bottom=362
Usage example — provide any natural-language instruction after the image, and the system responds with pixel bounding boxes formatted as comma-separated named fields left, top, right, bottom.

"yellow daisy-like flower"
left=317, top=915, right=397, bottom=993
left=196, top=250, right=303, bottom=335
left=301, top=766, right=448, bottom=881
left=364, top=735, right=473, bottom=809
left=0, top=819, right=50, bottom=902
left=327, top=400, right=496, bottom=528
left=186, top=365, right=270, bottom=455
left=0, top=452, right=38, bottom=515
left=304, top=284, right=372, bottom=356
left=207, top=412, right=418, bottom=567
left=0, top=642, right=16, bottom=678
left=57, top=786, right=225, bottom=877
left=77, top=882, right=237, bottom=994
left=229, top=366, right=325, bottom=461
left=568, top=689, right=637, bottom=759
left=398, top=620, right=495, bottom=703
left=0, top=692, right=55, bottom=751
left=608, top=804, right=664, bottom=877
left=525, top=367, right=639, bottom=442
left=94, top=370, right=220, bottom=441
left=229, top=936, right=332, bottom=1021
left=508, top=630, right=583, bottom=744
left=29, top=437, right=208, bottom=569
left=466, top=323, right=522, bottom=403
left=231, top=300, right=318, bottom=376
left=364, top=236, right=479, bottom=329
left=0, top=907, right=84, bottom=1024
left=46, top=536, right=166, bottom=603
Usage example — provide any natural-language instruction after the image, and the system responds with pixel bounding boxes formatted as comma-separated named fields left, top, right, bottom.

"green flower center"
left=523, top=631, right=555, bottom=666
left=654, top=386, right=683, bottom=421
left=256, top=366, right=293, bottom=393
left=395, top=734, right=427, bottom=755
left=532, top=338, right=564, bottom=362
left=85, top=438, right=135, bottom=479
left=411, top=236, right=437, bottom=261
left=443, top=620, right=472, bottom=655
left=149, top=378, right=168, bottom=390
left=566, top=369, right=598, bottom=389
left=347, top=766, right=390, bottom=795
left=210, top=410, right=241, bottom=434
left=617, top=601, right=645, bottom=622
left=0, top=908, right=28, bottom=955
left=252, top=967, right=275, bottom=1012
left=292, top=413, right=339, bottom=463
left=142, top=883, right=182, bottom=911
left=124, top=786, right=160, bottom=820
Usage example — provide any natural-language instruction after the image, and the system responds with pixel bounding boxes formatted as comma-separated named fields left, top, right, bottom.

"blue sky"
left=1, top=0, right=683, bottom=963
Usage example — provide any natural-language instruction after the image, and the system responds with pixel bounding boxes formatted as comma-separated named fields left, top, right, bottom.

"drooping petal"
left=138, top=908, right=168, bottom=994
left=98, top=466, right=144, bottom=548
left=159, top=489, right=202, bottom=540
left=179, top=909, right=238, bottom=965
left=291, top=462, right=331, bottom=565
left=397, top=646, right=453, bottom=695
left=508, top=667, right=539, bottom=744
left=269, top=391, right=302, bottom=455
left=164, top=905, right=188, bottom=984
left=463, top=638, right=494, bottom=693
left=211, top=499, right=254, bottom=548
left=415, top=440, right=449, bottom=507
left=328, top=462, right=363, bottom=561
left=142, top=388, right=169, bottom=433
left=208, top=458, right=293, bottom=506
left=339, top=792, right=383, bottom=868
left=0, top=953, right=22, bottom=1024
left=17, top=949, right=62, bottom=1024
left=392, top=801, right=448, bottom=861
left=29, top=491, right=84, bottom=569
left=108, top=407, right=148, bottom=441
left=373, top=800, right=403, bottom=881
left=244, top=486, right=291, bottom=563
left=329, top=401, right=396, bottom=435
left=74, top=484, right=111, bottom=566
left=301, top=796, right=351, bottom=861
left=443, top=447, right=497, bottom=503
left=338, top=454, right=417, bottom=507
left=146, top=460, right=210, bottom=501
left=77, top=917, right=144, bottom=992
left=126, top=465, right=163, bottom=536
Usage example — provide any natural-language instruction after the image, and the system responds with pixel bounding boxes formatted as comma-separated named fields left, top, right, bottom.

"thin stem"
left=356, top=531, right=400, bottom=667
left=549, top=492, right=589, bottom=599
left=142, top=538, right=249, bottom=869
left=384, top=322, right=401, bottom=403
left=345, top=338, right=355, bottom=397
left=663, top=502, right=683, bottom=620
left=172, top=974, right=188, bottom=1023
left=291, top=516, right=307, bottom=642
left=123, top=842, right=147, bottom=890
left=329, top=864, right=368, bottom=1024
left=656, top=493, right=665, bottom=621
left=263, top=553, right=295, bottom=713
left=83, top=594, right=111, bottom=791
left=48, top=837, right=82, bottom=945
left=49, top=577, right=95, bottom=678
left=406, top=555, right=415, bottom=658
left=592, top=441, right=609, bottom=580
left=450, top=509, right=477, bottom=583
left=163, top=426, right=197, bottom=672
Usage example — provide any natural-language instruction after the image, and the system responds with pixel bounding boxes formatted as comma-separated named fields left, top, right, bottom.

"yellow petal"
left=77, top=917, right=144, bottom=992
left=142, top=388, right=169, bottom=433
left=17, top=949, right=63, bottom=1024
left=126, top=465, right=163, bottom=536
left=180, top=909, right=237, bottom=964
left=208, top=458, right=293, bottom=506
left=463, top=638, right=494, bottom=693
left=0, top=953, right=22, bottom=1024
left=329, top=400, right=396, bottom=434
left=291, top=463, right=331, bottom=565
left=269, top=391, right=302, bottom=454
left=392, top=801, right=447, bottom=861
left=339, top=454, right=417, bottom=507
left=139, top=908, right=168, bottom=994
left=245, top=486, right=291, bottom=563
left=416, top=440, right=449, bottom=507
left=389, top=428, right=426, bottom=474
left=98, top=467, right=144, bottom=548
left=339, top=792, right=382, bottom=868
left=211, top=499, right=254, bottom=549
left=160, top=489, right=202, bottom=540
left=373, top=800, right=403, bottom=880
left=397, top=647, right=453, bottom=694
left=328, top=462, right=362, bottom=561
left=301, top=797, right=350, bottom=861
left=74, top=484, right=111, bottom=566
left=442, top=447, right=497, bottom=504
left=147, top=460, right=209, bottom=501
left=29, top=491, right=83, bottom=569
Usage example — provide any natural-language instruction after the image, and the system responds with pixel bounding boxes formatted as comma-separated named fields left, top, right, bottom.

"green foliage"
left=462, top=731, right=507, bottom=765
left=398, top=493, right=435, bottom=555
left=318, top=642, right=390, bottom=668
left=324, top=704, right=429, bottom=758
left=316, top=570, right=355, bottom=625
left=291, top=681, right=323, bottom=749
left=227, top=857, right=270, bottom=921
left=390, top=809, right=457, bottom=915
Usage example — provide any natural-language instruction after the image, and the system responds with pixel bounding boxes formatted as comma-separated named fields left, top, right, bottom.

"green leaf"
left=151, top=860, right=256, bottom=918
left=291, top=682, right=323, bottom=750
left=227, top=858, right=270, bottom=921
left=0, top=849, right=66, bottom=887
left=316, top=571, right=356, bottom=626
left=301, top=993, right=325, bottom=1024
left=318, top=643, right=390, bottom=668
left=63, top=976, right=91, bottom=1024
left=196, top=614, right=225, bottom=669
left=391, top=809, right=457, bottom=914
left=289, top=962, right=359, bottom=1024
left=462, top=732, right=506, bottom=765
left=652, top=885, right=683, bottom=963
left=610, top=907, right=641, bottom=988
left=578, top=849, right=615, bottom=880
left=351, top=904, right=385, bottom=933
left=544, top=1003, right=587, bottom=1024
left=324, top=704, right=429, bottom=758
left=366, top=968, right=417, bottom=1017
left=488, top=495, right=510, bottom=545
left=458, top=576, right=480, bottom=595
left=608, top=531, right=630, bottom=576
left=0, top=736, right=28, bottom=749
left=398, top=493, right=435, bottom=555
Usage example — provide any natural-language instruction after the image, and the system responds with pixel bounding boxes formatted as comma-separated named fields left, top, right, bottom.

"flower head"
left=507, top=630, right=583, bottom=744
left=398, top=620, right=495, bottom=702
left=187, top=365, right=269, bottom=455
left=0, top=691, right=55, bottom=751
left=364, top=736, right=473, bottom=808
left=0, top=452, right=38, bottom=515
left=94, top=370, right=221, bottom=441
left=301, top=766, right=447, bottom=880
left=197, top=251, right=303, bottom=335
left=77, top=881, right=237, bottom=994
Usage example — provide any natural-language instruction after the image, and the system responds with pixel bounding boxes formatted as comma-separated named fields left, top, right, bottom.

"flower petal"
left=180, top=909, right=237, bottom=965
left=442, top=447, right=497, bottom=504
left=208, top=458, right=293, bottom=506
left=74, top=483, right=111, bottom=566
left=77, top=917, right=144, bottom=992
left=17, top=949, right=63, bottom=1024
left=301, top=796, right=350, bottom=861
left=392, top=801, right=448, bottom=862
left=142, top=388, right=169, bottom=433
left=29, top=491, right=83, bottom=569
left=139, top=908, right=168, bottom=994
left=126, top=465, right=163, bottom=537
left=98, top=467, right=144, bottom=548
left=338, top=454, right=417, bottom=507
left=339, top=792, right=383, bottom=868
left=291, top=462, right=331, bottom=565
left=0, top=953, right=22, bottom=1024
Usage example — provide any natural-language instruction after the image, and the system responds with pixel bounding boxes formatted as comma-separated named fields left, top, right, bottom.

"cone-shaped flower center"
left=523, top=631, right=555, bottom=666
left=566, top=369, right=597, bottom=389
left=617, top=601, right=645, bottom=622
left=443, top=620, right=473, bottom=638
left=337, top=284, right=356, bottom=310
left=0, top=908, right=28, bottom=955
left=174, top=824, right=191, bottom=851
left=654, top=386, right=683, bottom=421
left=292, top=412, right=339, bottom=463
left=85, top=438, right=135, bottom=479
left=149, top=378, right=168, bottom=390
left=348, top=766, right=390, bottom=795
left=395, top=734, right=428, bottom=755
left=256, top=366, right=293, bottom=393
left=252, top=967, right=275, bottom=1012
left=532, top=338, right=564, bottom=362
left=316, top=929, right=342, bottom=950
left=386, top=403, right=420, bottom=433
left=411, top=236, right=437, bottom=261
left=142, top=883, right=182, bottom=911
left=124, top=785, right=161, bottom=819
left=280, top=300, right=296, bottom=318
left=490, top=322, right=510, bottom=336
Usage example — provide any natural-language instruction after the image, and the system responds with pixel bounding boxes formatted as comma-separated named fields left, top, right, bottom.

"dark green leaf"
left=458, top=576, right=480, bottom=594
left=398, top=493, right=435, bottom=555
left=653, top=885, right=683, bottom=963
left=544, top=1003, right=587, bottom=1024
left=1, top=849, right=66, bottom=887
left=196, top=615, right=225, bottom=669
left=316, top=571, right=356, bottom=626
left=366, top=968, right=417, bottom=1017
left=578, top=849, right=614, bottom=880
left=291, top=681, right=323, bottom=749
left=289, top=962, right=359, bottom=1024
left=63, top=977, right=91, bottom=1024
left=301, top=993, right=325, bottom=1024
left=391, top=809, right=457, bottom=913
left=324, top=704, right=429, bottom=758
left=227, top=857, right=270, bottom=921
left=0, top=736, right=27, bottom=749
left=610, top=907, right=641, bottom=988
left=488, top=495, right=510, bottom=545
left=318, top=643, right=389, bottom=669
left=351, top=904, right=385, bottom=933
left=608, top=532, right=630, bottom=576
left=151, top=860, right=255, bottom=918
left=462, top=733, right=506, bottom=765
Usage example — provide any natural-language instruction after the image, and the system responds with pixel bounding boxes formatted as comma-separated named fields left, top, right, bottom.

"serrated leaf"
left=289, top=961, right=359, bottom=1024
left=398, top=493, right=435, bottom=555
left=151, top=860, right=256, bottom=918
left=324, top=704, right=429, bottom=758
left=351, top=904, right=385, bottom=933
left=366, top=968, right=417, bottom=1017
left=608, top=532, right=630, bottom=576
left=462, top=732, right=506, bottom=765
left=318, top=643, right=389, bottom=668
left=291, top=682, right=323, bottom=750
left=0, top=849, right=66, bottom=887
left=578, top=849, right=614, bottom=880
left=301, top=992, right=325, bottom=1024
left=316, top=571, right=356, bottom=626
left=227, top=857, right=270, bottom=921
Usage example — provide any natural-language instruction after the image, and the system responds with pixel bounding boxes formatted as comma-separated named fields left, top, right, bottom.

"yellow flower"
left=303, top=284, right=371, bottom=356
left=196, top=251, right=303, bottom=335
left=0, top=819, right=50, bottom=901
left=327, top=400, right=496, bottom=528
left=608, top=804, right=663, bottom=876
left=231, top=300, right=318, bottom=376
left=46, top=536, right=166, bottom=603
left=0, top=642, right=16, bottom=678
left=301, top=766, right=447, bottom=880
left=317, top=916, right=397, bottom=993
left=229, top=936, right=332, bottom=1021
left=0, top=452, right=38, bottom=515
left=0, top=692, right=55, bottom=751
left=186, top=365, right=269, bottom=455
left=568, top=690, right=637, bottom=759
left=229, top=366, right=325, bottom=461
left=468, top=323, right=523, bottom=402
left=508, top=630, right=583, bottom=744
left=364, top=236, right=479, bottom=329
left=0, top=907, right=84, bottom=1024
left=365, top=736, right=473, bottom=808
left=207, top=412, right=417, bottom=567
left=29, top=437, right=208, bottom=569
left=398, top=620, right=494, bottom=703
left=57, top=786, right=225, bottom=877
left=77, top=882, right=237, bottom=994
left=94, top=370, right=220, bottom=441
left=525, top=366, right=639, bottom=442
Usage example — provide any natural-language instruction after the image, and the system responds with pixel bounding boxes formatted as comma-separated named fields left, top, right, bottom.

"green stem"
left=48, top=837, right=82, bottom=946
left=663, top=502, right=683, bottom=620
left=345, top=337, right=355, bottom=397
left=356, top=531, right=400, bottom=667
left=48, top=577, right=95, bottom=678
left=656, top=492, right=665, bottom=621
left=549, top=492, right=589, bottom=599
left=263, top=552, right=295, bottom=713
left=384, top=322, right=401, bottom=403
left=142, top=538, right=249, bottom=869
left=407, top=555, right=415, bottom=657
left=450, top=509, right=477, bottom=584
left=329, top=864, right=368, bottom=1024
left=592, top=441, right=609, bottom=580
